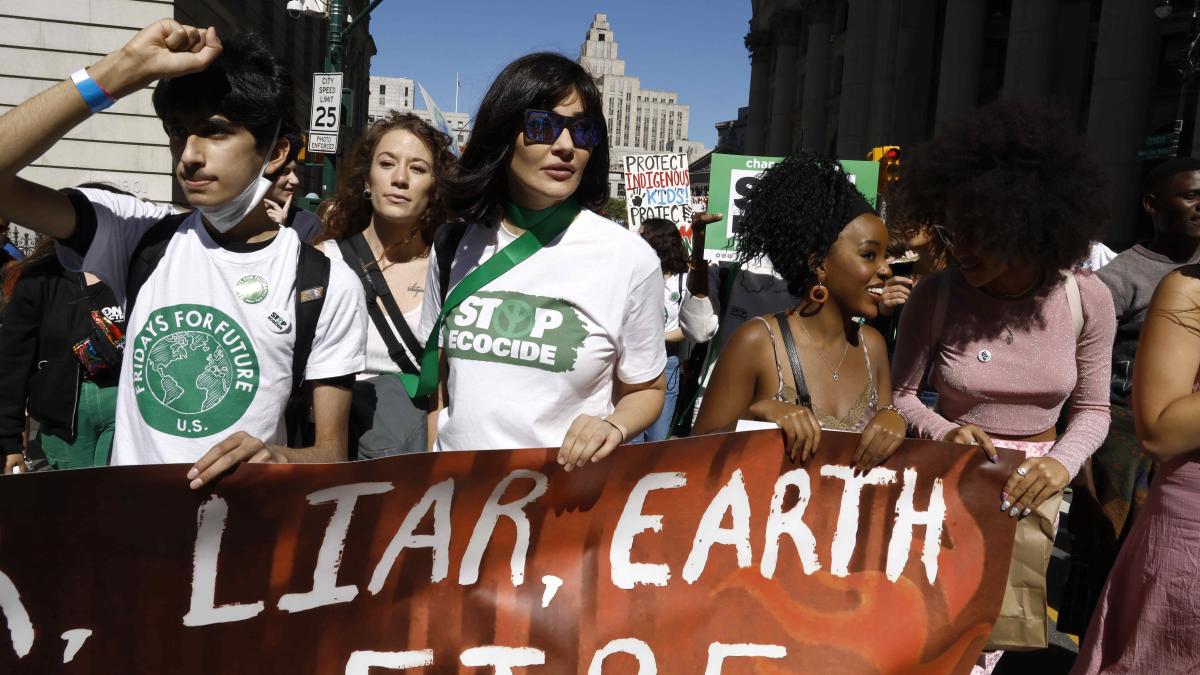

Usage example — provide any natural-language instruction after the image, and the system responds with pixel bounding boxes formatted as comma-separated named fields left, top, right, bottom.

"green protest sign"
left=704, top=154, right=880, bottom=262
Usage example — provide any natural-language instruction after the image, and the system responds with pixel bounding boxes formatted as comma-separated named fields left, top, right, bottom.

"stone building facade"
left=1, top=0, right=375, bottom=214
left=746, top=0, right=1195, bottom=246
left=578, top=13, right=703, bottom=196
left=366, top=75, right=472, bottom=149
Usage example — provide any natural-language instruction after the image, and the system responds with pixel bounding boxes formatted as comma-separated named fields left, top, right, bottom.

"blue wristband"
left=70, top=68, right=116, bottom=114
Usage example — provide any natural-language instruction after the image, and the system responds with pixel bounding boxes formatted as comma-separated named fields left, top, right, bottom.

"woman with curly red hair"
left=317, top=112, right=457, bottom=455
left=888, top=101, right=1116, bottom=673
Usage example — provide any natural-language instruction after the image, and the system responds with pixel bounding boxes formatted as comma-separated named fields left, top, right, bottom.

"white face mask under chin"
left=196, top=128, right=281, bottom=234
left=197, top=174, right=274, bottom=234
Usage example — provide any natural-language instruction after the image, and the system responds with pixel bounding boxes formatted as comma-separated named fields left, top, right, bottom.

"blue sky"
left=366, top=1, right=752, bottom=147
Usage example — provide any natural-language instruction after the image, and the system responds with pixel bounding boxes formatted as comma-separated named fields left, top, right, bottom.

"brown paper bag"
left=984, top=491, right=1063, bottom=651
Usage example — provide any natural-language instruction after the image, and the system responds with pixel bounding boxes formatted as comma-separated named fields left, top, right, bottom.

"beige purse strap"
left=1063, top=271, right=1083, bottom=341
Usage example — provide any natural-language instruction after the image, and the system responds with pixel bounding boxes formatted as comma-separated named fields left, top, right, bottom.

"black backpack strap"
left=773, top=312, right=812, bottom=409
left=337, top=233, right=422, bottom=374
left=125, top=212, right=189, bottom=318
left=285, top=243, right=330, bottom=448
left=292, top=243, right=331, bottom=398
left=433, top=221, right=469, bottom=304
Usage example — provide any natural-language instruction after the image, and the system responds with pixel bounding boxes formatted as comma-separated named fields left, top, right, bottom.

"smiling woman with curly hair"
left=888, top=101, right=1117, bottom=674
left=692, top=152, right=908, bottom=470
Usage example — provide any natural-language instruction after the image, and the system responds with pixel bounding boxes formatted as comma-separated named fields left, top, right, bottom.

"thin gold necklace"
left=374, top=227, right=428, bottom=269
left=796, top=316, right=851, bottom=381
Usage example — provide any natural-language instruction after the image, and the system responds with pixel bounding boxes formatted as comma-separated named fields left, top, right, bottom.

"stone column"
left=745, top=29, right=773, bottom=155
left=767, top=15, right=802, bottom=155
left=934, top=0, right=987, bottom=128
left=1004, top=0, right=1058, bottom=102
left=867, top=0, right=899, bottom=146
left=836, top=0, right=878, bottom=158
left=889, top=0, right=940, bottom=146
left=1052, top=0, right=1094, bottom=116
left=1087, top=0, right=1159, bottom=246
left=801, top=9, right=833, bottom=153
left=1191, top=87, right=1200, bottom=158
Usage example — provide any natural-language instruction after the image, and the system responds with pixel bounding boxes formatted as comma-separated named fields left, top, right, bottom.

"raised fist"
left=98, top=20, right=223, bottom=98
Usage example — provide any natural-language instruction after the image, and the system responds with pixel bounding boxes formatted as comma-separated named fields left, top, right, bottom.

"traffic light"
left=868, top=145, right=901, bottom=192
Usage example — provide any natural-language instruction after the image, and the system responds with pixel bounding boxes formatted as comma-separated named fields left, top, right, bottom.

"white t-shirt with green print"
left=420, top=209, right=667, bottom=452
left=57, top=198, right=367, bottom=465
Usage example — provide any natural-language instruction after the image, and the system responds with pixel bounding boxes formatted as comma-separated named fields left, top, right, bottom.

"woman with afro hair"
left=692, top=152, right=907, bottom=469
left=887, top=101, right=1116, bottom=673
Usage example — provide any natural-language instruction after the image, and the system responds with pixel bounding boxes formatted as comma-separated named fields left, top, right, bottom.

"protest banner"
left=623, top=153, right=692, bottom=234
left=703, top=154, right=881, bottom=262
left=0, top=431, right=1019, bottom=674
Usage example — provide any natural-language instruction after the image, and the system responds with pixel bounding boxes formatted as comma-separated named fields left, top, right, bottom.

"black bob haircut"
left=1142, top=157, right=1200, bottom=195
left=888, top=100, right=1108, bottom=272
left=735, top=153, right=870, bottom=297
left=447, top=52, right=609, bottom=223
left=152, top=31, right=298, bottom=152
left=639, top=218, right=689, bottom=275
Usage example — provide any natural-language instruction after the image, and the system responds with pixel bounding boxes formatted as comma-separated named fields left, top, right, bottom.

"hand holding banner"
left=0, top=431, right=1019, bottom=673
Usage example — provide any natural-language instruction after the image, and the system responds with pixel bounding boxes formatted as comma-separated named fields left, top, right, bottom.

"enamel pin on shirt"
left=978, top=349, right=992, bottom=363
left=267, top=311, right=290, bottom=333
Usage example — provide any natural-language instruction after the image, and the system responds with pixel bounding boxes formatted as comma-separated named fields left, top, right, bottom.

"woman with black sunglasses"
left=416, top=53, right=666, bottom=466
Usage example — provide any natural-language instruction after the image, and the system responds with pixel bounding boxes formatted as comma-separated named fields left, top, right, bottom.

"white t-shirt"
left=322, top=241, right=429, bottom=379
left=58, top=191, right=366, bottom=465
left=663, top=273, right=687, bottom=334
left=1082, top=241, right=1118, bottom=271
left=418, top=209, right=666, bottom=452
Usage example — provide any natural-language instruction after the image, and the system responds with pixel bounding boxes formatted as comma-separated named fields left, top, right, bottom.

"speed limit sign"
left=308, top=72, right=343, bottom=153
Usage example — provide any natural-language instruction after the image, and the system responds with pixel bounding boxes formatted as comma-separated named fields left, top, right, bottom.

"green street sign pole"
left=316, top=0, right=384, bottom=203
left=320, top=0, right=344, bottom=201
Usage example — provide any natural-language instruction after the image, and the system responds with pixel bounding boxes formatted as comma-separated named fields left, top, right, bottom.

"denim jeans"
left=634, top=354, right=680, bottom=443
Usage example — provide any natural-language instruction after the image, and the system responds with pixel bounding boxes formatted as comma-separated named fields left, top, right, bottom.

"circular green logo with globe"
left=131, top=304, right=259, bottom=438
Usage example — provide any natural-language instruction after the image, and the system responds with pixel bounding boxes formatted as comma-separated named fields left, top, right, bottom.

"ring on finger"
left=1016, top=466, right=1028, bottom=477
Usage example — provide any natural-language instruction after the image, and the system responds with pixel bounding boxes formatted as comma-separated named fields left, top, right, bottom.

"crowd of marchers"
left=0, top=19, right=1196, bottom=675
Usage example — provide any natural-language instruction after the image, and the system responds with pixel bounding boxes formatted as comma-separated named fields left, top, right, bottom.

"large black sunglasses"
left=523, top=109, right=604, bottom=149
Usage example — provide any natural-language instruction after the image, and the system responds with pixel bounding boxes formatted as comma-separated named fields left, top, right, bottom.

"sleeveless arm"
left=1133, top=268, right=1200, bottom=460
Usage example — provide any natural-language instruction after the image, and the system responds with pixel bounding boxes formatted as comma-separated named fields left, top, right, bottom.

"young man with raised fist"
left=0, top=21, right=366, bottom=487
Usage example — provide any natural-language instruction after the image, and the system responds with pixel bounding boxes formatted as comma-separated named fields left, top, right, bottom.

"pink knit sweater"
left=890, top=269, right=1116, bottom=479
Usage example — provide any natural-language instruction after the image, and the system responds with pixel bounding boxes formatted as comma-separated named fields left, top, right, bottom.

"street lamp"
left=288, top=0, right=385, bottom=201
left=1157, top=0, right=1200, bottom=157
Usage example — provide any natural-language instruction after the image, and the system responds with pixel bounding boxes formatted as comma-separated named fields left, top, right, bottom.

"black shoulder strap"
left=292, top=242, right=331, bottom=398
left=125, top=212, right=189, bottom=318
left=773, top=312, right=812, bottom=409
left=337, top=233, right=422, bottom=375
left=433, top=221, right=469, bottom=304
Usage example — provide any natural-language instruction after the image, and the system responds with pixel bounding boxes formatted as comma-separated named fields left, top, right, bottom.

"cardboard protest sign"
left=0, top=431, right=1019, bottom=674
left=704, top=154, right=881, bottom=262
left=623, top=153, right=692, bottom=232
